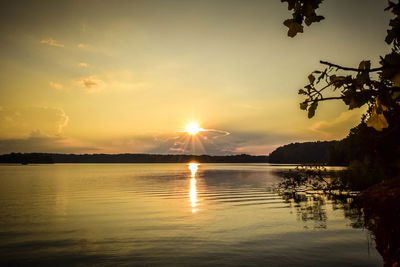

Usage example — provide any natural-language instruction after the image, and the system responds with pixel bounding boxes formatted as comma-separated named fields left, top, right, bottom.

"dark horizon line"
left=0, top=152, right=269, bottom=164
left=0, top=152, right=269, bottom=157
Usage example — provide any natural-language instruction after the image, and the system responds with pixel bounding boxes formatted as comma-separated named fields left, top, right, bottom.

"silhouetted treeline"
left=0, top=153, right=268, bottom=164
left=268, top=141, right=338, bottom=164
left=269, top=115, right=400, bottom=179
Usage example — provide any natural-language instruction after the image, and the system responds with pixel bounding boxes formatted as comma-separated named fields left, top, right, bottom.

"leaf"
left=366, top=107, right=389, bottom=131
left=308, top=74, right=315, bottom=84
left=298, top=89, right=306, bottom=95
left=375, top=97, right=388, bottom=112
left=355, top=71, right=369, bottom=85
left=392, top=91, right=400, bottom=100
left=304, top=14, right=324, bottom=26
left=380, top=52, right=400, bottom=81
left=366, top=98, right=389, bottom=131
left=316, top=69, right=327, bottom=84
left=307, top=101, right=318, bottom=118
left=300, top=102, right=308, bottom=110
left=283, top=19, right=304, bottom=37
left=358, top=60, right=371, bottom=71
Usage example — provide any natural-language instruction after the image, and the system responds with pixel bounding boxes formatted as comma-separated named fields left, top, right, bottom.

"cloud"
left=40, top=38, right=64, bottom=47
left=0, top=134, right=98, bottom=154
left=77, top=75, right=105, bottom=92
left=77, top=43, right=89, bottom=49
left=141, top=130, right=296, bottom=155
left=49, top=81, right=63, bottom=90
left=75, top=71, right=150, bottom=93
left=309, top=109, right=365, bottom=139
left=0, top=106, right=69, bottom=139
left=78, top=62, right=88, bottom=67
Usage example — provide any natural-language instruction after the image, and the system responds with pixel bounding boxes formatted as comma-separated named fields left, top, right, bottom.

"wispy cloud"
left=77, top=75, right=105, bottom=92
left=78, top=62, right=88, bottom=67
left=40, top=38, right=64, bottom=47
left=309, top=109, right=365, bottom=139
left=77, top=43, right=89, bottom=49
left=49, top=81, right=63, bottom=90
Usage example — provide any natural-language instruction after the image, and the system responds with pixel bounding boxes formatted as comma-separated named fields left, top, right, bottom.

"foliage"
left=282, top=0, right=400, bottom=132
left=268, top=141, right=337, bottom=164
left=327, top=117, right=400, bottom=187
left=281, top=0, right=324, bottom=37
left=277, top=165, right=350, bottom=194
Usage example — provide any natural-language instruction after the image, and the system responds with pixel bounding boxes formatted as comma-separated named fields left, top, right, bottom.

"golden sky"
left=0, top=0, right=392, bottom=155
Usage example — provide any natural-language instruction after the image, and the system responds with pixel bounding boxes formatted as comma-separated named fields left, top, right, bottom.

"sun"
left=185, top=122, right=203, bottom=135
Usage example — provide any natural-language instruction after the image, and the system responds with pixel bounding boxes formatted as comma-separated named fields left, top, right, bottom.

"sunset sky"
left=0, top=0, right=392, bottom=155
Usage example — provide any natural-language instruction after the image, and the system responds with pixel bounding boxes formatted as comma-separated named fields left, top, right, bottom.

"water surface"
left=0, top=163, right=381, bottom=266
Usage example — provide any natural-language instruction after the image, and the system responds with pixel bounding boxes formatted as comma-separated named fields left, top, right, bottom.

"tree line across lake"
left=0, top=153, right=268, bottom=164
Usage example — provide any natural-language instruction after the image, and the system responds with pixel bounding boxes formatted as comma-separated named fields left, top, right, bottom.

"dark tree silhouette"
left=282, top=0, right=400, bottom=132
left=281, top=0, right=400, bottom=184
left=280, top=3, right=400, bottom=264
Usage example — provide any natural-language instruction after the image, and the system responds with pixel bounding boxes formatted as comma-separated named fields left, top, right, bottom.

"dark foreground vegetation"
left=0, top=153, right=268, bottom=164
left=270, top=116, right=400, bottom=188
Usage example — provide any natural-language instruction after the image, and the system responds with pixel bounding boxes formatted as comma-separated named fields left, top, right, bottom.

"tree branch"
left=303, top=96, right=343, bottom=104
left=320, top=60, right=383, bottom=72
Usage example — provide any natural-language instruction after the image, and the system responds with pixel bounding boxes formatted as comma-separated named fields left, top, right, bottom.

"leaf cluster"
left=281, top=0, right=324, bottom=37
left=385, top=1, right=400, bottom=50
left=284, top=0, right=400, bottom=131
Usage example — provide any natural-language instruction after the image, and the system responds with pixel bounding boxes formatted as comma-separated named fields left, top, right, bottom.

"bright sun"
left=185, top=122, right=203, bottom=135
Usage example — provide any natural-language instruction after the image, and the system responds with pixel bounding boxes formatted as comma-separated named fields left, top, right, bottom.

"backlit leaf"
left=366, top=108, right=389, bottom=131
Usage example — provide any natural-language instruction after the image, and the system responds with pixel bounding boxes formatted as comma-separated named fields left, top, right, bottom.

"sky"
left=0, top=0, right=393, bottom=155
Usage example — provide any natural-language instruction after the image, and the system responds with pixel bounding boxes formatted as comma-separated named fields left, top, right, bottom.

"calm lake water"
left=0, top=163, right=382, bottom=266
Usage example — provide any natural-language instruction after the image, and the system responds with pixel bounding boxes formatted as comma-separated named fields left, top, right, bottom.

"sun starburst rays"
left=172, top=122, right=230, bottom=154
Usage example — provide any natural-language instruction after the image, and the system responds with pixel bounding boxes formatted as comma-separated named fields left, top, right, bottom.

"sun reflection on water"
left=188, top=163, right=200, bottom=213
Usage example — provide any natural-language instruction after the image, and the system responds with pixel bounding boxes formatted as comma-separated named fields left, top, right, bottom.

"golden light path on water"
left=188, top=163, right=199, bottom=213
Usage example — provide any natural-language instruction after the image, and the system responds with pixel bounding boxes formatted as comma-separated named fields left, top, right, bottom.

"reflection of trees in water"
left=359, top=180, right=400, bottom=266
left=280, top=192, right=364, bottom=230
left=281, top=193, right=327, bottom=229
left=276, top=166, right=364, bottom=229
left=277, top=168, right=400, bottom=265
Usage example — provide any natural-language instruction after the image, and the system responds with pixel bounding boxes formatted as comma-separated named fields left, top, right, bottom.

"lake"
left=0, top=163, right=382, bottom=266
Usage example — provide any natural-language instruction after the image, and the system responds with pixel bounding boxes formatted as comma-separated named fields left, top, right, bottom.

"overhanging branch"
left=320, top=60, right=383, bottom=72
